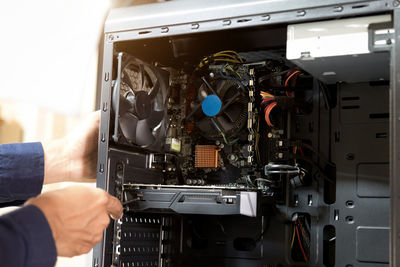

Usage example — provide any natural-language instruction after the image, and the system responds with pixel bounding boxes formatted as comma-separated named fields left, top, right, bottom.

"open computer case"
left=94, top=1, right=400, bottom=266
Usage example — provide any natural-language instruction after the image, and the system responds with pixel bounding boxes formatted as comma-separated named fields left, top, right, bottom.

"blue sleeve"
left=0, top=143, right=44, bottom=202
left=0, top=205, right=57, bottom=267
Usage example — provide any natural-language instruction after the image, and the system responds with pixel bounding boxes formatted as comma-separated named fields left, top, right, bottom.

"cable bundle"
left=197, top=50, right=244, bottom=70
left=260, top=91, right=276, bottom=127
left=291, top=216, right=310, bottom=263
left=285, top=70, right=301, bottom=97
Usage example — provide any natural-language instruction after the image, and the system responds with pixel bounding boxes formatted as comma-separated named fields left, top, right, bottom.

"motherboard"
left=107, top=50, right=323, bottom=266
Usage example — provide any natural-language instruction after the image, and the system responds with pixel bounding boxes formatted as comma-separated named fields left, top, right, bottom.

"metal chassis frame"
left=94, top=1, right=400, bottom=266
left=390, top=6, right=400, bottom=267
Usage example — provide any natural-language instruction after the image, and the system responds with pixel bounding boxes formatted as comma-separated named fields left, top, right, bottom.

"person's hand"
left=25, top=186, right=123, bottom=257
left=43, top=111, right=100, bottom=184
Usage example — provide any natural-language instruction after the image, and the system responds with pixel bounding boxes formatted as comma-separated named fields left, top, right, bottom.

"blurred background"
left=0, top=0, right=109, bottom=142
left=0, top=0, right=159, bottom=266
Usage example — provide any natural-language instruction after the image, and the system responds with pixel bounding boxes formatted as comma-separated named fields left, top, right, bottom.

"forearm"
left=0, top=142, right=44, bottom=202
left=0, top=205, right=57, bottom=267
left=43, top=136, right=97, bottom=184
left=43, top=138, right=69, bottom=184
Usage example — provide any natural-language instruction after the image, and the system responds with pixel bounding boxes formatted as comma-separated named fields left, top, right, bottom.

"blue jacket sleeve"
left=0, top=205, right=57, bottom=267
left=0, top=142, right=44, bottom=202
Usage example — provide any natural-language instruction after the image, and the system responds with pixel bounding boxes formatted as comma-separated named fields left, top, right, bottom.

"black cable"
left=258, top=69, right=291, bottom=84
left=318, top=80, right=333, bottom=110
left=255, top=215, right=271, bottom=242
left=294, top=155, right=335, bottom=184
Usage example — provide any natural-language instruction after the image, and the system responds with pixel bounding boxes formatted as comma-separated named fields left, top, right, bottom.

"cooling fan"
left=189, top=76, right=247, bottom=143
left=112, top=54, right=168, bottom=151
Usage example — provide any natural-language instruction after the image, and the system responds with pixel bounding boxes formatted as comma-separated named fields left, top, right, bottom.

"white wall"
left=0, top=1, right=111, bottom=266
left=0, top=0, right=110, bottom=116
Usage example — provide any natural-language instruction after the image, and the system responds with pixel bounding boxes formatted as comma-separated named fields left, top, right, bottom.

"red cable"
left=265, top=103, right=275, bottom=126
left=298, top=146, right=304, bottom=156
left=264, top=102, right=277, bottom=127
left=264, top=106, right=270, bottom=125
left=285, top=70, right=301, bottom=87
left=285, top=70, right=300, bottom=97
left=292, top=72, right=301, bottom=87
left=295, top=224, right=309, bottom=262
left=261, top=99, right=275, bottom=106
left=261, top=91, right=273, bottom=95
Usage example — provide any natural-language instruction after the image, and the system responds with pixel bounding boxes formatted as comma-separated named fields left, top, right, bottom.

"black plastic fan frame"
left=112, top=53, right=169, bottom=151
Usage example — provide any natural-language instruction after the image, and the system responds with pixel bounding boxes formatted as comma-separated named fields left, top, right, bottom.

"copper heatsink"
left=195, top=145, right=218, bottom=168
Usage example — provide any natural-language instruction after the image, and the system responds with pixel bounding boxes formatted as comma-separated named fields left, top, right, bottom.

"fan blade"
left=219, top=91, right=240, bottom=113
left=139, top=64, right=145, bottom=91
left=122, top=70, right=135, bottom=91
left=147, top=110, right=164, bottom=129
left=136, top=119, right=155, bottom=146
left=201, top=77, right=217, bottom=95
left=223, top=103, right=242, bottom=123
left=119, top=95, right=134, bottom=115
left=186, top=102, right=201, bottom=120
left=119, top=113, right=138, bottom=143
left=197, top=117, right=218, bottom=137
left=216, top=116, right=234, bottom=133
left=148, top=79, right=160, bottom=99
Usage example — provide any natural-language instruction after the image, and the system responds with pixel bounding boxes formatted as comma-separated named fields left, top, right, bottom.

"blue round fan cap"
left=202, top=94, right=222, bottom=117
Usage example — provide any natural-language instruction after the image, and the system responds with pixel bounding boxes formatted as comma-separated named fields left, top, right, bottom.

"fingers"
left=106, top=194, right=123, bottom=220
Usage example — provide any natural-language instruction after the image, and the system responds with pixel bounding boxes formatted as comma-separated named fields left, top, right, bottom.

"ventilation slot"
left=324, top=163, right=336, bottom=204
left=351, top=4, right=369, bottom=9
left=341, top=96, right=359, bottom=101
left=341, top=105, right=360, bottom=110
left=370, top=80, right=389, bottom=86
left=369, top=113, right=389, bottom=119
left=138, top=30, right=152, bottom=35
left=323, top=225, right=336, bottom=267
left=237, top=18, right=252, bottom=23
left=376, top=132, right=388, bottom=138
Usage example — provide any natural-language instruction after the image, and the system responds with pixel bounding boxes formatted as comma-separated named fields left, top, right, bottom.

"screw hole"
left=346, top=200, right=354, bottom=208
left=345, top=216, right=354, bottom=224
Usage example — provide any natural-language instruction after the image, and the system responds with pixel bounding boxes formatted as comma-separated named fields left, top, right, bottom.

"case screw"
left=333, top=6, right=343, bottom=12
left=297, top=10, right=306, bottom=17
left=394, top=0, right=400, bottom=7
left=261, top=14, right=270, bottom=21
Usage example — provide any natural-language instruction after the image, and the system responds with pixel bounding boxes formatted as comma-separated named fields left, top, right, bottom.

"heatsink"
left=195, top=145, right=218, bottom=168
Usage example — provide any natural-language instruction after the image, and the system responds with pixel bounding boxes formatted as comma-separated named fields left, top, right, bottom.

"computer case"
left=94, top=1, right=400, bottom=266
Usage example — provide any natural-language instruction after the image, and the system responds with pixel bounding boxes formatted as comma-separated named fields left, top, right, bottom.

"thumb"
left=106, top=194, right=123, bottom=220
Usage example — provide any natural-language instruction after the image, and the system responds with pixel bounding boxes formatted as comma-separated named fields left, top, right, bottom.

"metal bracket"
left=112, top=52, right=124, bottom=142
left=369, top=22, right=395, bottom=52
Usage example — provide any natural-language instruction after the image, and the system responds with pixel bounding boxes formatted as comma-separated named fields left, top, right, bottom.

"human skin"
left=26, top=186, right=123, bottom=257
